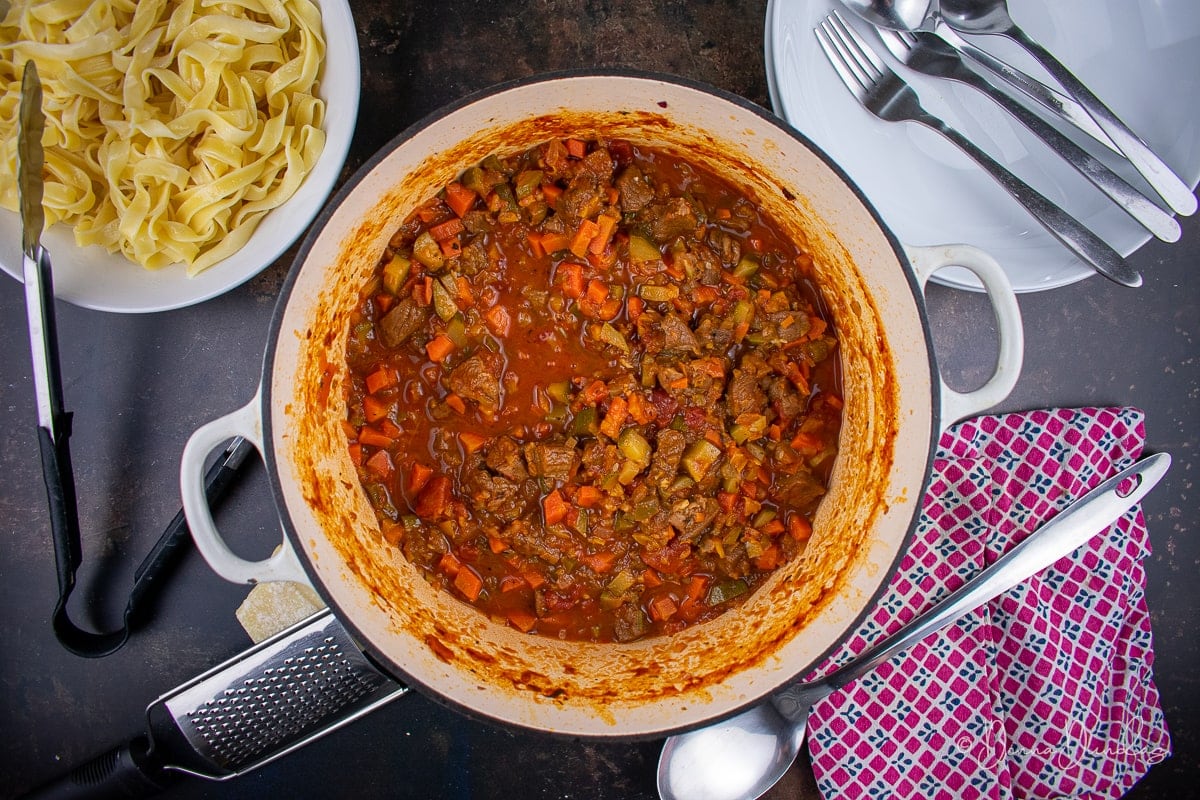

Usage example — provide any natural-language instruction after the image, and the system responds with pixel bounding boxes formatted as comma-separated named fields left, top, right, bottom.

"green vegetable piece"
left=598, top=322, right=630, bottom=353
left=638, top=284, right=680, bottom=302
left=628, top=234, right=662, bottom=263
left=681, top=439, right=722, bottom=482
left=514, top=169, right=544, bottom=201
left=445, top=313, right=469, bottom=348
left=431, top=280, right=458, bottom=321
left=546, top=381, right=572, bottom=403
left=382, top=254, right=411, bottom=295
left=617, top=428, right=652, bottom=464
left=733, top=254, right=760, bottom=280
left=413, top=230, right=445, bottom=270
left=706, top=579, right=749, bottom=606
left=571, top=407, right=599, bottom=437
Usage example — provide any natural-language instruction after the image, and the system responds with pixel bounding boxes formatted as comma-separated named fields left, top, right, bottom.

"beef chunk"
left=378, top=297, right=429, bottom=348
left=667, top=497, right=721, bottom=543
left=613, top=602, right=649, bottom=643
left=523, top=441, right=577, bottom=482
left=638, top=197, right=699, bottom=244
left=615, top=165, right=654, bottom=213
left=766, top=376, right=805, bottom=422
left=444, top=350, right=505, bottom=414
left=648, top=428, right=687, bottom=487
left=774, top=469, right=826, bottom=510
left=463, top=470, right=528, bottom=523
left=457, top=236, right=490, bottom=276
left=559, top=172, right=604, bottom=223
left=726, top=368, right=767, bottom=418
left=485, top=436, right=528, bottom=482
left=661, top=312, right=699, bottom=354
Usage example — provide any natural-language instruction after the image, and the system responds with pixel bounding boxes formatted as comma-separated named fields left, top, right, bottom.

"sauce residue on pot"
left=340, top=136, right=843, bottom=644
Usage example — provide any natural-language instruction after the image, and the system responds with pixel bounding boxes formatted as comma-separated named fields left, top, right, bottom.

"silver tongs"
left=17, top=61, right=254, bottom=658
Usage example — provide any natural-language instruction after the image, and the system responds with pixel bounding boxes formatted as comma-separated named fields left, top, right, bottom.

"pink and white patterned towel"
left=806, top=407, right=1170, bottom=799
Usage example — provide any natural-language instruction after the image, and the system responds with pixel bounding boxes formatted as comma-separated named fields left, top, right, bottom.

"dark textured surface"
left=1, top=1, right=1196, bottom=798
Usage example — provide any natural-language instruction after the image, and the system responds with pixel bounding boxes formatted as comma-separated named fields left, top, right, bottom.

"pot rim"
left=258, top=68, right=942, bottom=739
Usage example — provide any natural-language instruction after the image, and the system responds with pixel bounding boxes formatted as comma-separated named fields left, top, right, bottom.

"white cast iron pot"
left=181, top=72, right=1023, bottom=738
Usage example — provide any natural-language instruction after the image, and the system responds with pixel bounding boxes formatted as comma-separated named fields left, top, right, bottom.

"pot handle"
left=904, top=244, right=1024, bottom=432
left=180, top=390, right=311, bottom=587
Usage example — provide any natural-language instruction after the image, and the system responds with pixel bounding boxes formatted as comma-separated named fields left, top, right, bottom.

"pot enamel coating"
left=181, top=72, right=1022, bottom=738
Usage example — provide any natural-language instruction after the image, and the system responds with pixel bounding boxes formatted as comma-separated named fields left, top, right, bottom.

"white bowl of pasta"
left=0, top=0, right=359, bottom=313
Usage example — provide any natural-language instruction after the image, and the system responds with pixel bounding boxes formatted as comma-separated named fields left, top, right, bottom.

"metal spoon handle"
left=816, top=452, right=1169, bottom=697
left=1004, top=25, right=1196, bottom=217
left=916, top=111, right=1141, bottom=287
left=930, top=22, right=1118, bottom=154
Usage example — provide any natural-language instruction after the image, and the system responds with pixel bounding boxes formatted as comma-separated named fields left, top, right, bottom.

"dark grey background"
left=1, top=2, right=1196, bottom=798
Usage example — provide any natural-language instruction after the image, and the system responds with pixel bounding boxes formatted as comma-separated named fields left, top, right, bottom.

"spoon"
left=838, top=0, right=1197, bottom=217
left=656, top=452, right=1170, bottom=800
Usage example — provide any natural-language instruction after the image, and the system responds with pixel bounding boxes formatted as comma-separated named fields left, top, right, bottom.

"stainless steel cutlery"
left=815, top=11, right=1142, bottom=288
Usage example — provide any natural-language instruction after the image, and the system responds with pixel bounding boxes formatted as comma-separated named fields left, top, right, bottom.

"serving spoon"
left=838, top=0, right=1197, bottom=217
left=656, top=452, right=1169, bottom=800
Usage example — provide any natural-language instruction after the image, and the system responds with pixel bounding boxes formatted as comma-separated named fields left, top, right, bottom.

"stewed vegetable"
left=343, top=137, right=841, bottom=642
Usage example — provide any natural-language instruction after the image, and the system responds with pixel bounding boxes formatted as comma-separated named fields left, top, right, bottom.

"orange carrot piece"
left=753, top=544, right=781, bottom=571
left=362, top=395, right=391, bottom=423
left=575, top=485, right=603, bottom=508
left=444, top=393, right=467, bottom=415
left=599, top=395, right=628, bottom=439
left=428, top=217, right=465, bottom=242
left=579, top=551, right=617, bottom=574
left=589, top=214, right=617, bottom=255
left=558, top=262, right=586, bottom=298
left=499, top=574, right=526, bottom=593
left=438, top=552, right=462, bottom=577
left=409, top=462, right=434, bottom=494
left=444, top=181, right=476, bottom=218
left=542, top=489, right=569, bottom=526
left=626, top=295, right=645, bottom=322
left=506, top=609, right=538, bottom=633
left=540, top=231, right=572, bottom=254
left=541, top=182, right=563, bottom=205
left=648, top=594, right=678, bottom=622
left=454, top=567, right=484, bottom=602
left=585, top=278, right=610, bottom=306
left=357, top=426, right=394, bottom=449
left=570, top=219, right=600, bottom=258
left=365, top=367, right=397, bottom=395
left=641, top=568, right=663, bottom=588
left=487, top=535, right=510, bottom=554
left=788, top=514, right=813, bottom=541
left=565, top=138, right=587, bottom=159
left=414, top=475, right=452, bottom=519
left=365, top=449, right=394, bottom=480
left=521, top=568, right=547, bottom=590
left=426, top=334, right=455, bottom=363
left=459, top=430, right=488, bottom=454
left=347, top=442, right=363, bottom=467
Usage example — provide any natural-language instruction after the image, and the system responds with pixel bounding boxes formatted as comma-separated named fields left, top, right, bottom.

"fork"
left=815, top=11, right=1141, bottom=288
left=876, top=28, right=1179, bottom=244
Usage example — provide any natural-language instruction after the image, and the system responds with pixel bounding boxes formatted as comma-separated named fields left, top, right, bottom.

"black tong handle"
left=40, top=427, right=253, bottom=658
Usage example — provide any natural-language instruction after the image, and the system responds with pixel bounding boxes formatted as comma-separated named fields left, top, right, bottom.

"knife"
left=18, top=60, right=254, bottom=658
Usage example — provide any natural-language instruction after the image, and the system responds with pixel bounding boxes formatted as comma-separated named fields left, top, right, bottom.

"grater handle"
left=18, top=737, right=176, bottom=800
left=180, top=390, right=310, bottom=586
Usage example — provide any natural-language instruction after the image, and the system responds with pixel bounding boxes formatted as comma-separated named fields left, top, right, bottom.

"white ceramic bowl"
left=0, top=0, right=360, bottom=314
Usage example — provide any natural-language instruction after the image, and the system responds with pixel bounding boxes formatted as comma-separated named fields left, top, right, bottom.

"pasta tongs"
left=17, top=60, right=253, bottom=658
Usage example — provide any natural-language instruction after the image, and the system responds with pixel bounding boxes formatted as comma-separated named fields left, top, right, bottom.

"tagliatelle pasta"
left=0, top=0, right=327, bottom=274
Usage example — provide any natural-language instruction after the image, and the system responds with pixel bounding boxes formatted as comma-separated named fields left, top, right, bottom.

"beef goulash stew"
left=343, top=137, right=842, bottom=643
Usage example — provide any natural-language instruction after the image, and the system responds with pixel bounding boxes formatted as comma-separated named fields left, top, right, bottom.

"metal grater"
left=21, top=609, right=410, bottom=798
left=147, top=606, right=408, bottom=780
